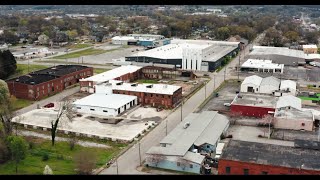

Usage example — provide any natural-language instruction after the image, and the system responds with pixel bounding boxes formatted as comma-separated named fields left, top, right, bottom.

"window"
left=103, top=110, right=108, bottom=113
left=226, top=167, right=231, bottom=174
left=189, top=164, right=193, bottom=168
left=261, top=171, right=268, bottom=175
left=243, top=169, right=249, bottom=175
left=77, top=107, right=81, bottom=109
left=207, top=145, right=210, bottom=148
left=90, top=109, right=95, bottom=111
left=177, top=162, right=180, bottom=166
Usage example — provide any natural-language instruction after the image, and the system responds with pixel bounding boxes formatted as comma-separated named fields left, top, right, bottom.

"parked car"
left=223, top=103, right=231, bottom=107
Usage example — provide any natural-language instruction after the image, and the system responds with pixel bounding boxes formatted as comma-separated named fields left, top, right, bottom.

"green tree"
left=216, top=27, right=231, bottom=40
left=66, top=29, right=78, bottom=41
left=284, top=31, right=299, bottom=43
left=6, top=136, right=28, bottom=173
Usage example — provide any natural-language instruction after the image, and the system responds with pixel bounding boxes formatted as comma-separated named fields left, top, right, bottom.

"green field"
left=11, top=98, right=34, bottom=111
left=135, top=79, right=159, bottom=84
left=68, top=43, right=92, bottom=50
left=0, top=137, right=126, bottom=175
left=94, top=68, right=110, bottom=74
left=6, top=64, right=49, bottom=80
left=52, top=48, right=109, bottom=59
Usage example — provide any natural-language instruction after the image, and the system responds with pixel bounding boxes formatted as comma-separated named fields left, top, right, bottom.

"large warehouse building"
left=7, top=65, right=93, bottom=100
left=248, top=46, right=306, bottom=66
left=240, top=59, right=284, bottom=74
left=125, top=39, right=240, bottom=72
left=112, top=34, right=170, bottom=47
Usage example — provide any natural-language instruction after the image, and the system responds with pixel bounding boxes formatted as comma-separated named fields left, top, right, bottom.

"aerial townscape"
left=1, top=5, right=320, bottom=175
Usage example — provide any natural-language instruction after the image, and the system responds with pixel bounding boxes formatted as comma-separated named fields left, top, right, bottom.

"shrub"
left=42, top=153, right=49, bottom=161
left=57, top=154, right=64, bottom=160
left=29, top=142, right=34, bottom=149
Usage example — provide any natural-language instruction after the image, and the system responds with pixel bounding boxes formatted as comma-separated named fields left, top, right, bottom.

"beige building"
left=302, top=44, right=318, bottom=54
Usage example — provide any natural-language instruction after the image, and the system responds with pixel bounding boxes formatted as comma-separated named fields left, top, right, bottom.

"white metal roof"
left=80, top=65, right=142, bottom=82
left=112, top=36, right=135, bottom=41
left=251, top=46, right=305, bottom=59
left=73, top=94, right=136, bottom=109
left=241, top=59, right=284, bottom=69
left=260, top=76, right=281, bottom=87
left=242, top=75, right=263, bottom=86
left=111, top=81, right=181, bottom=95
left=183, top=151, right=205, bottom=164
left=276, top=95, right=301, bottom=110
left=280, top=80, right=296, bottom=91
left=303, top=44, right=318, bottom=49
left=146, top=111, right=229, bottom=160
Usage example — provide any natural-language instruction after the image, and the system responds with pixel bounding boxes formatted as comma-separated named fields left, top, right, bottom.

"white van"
left=214, top=143, right=225, bottom=159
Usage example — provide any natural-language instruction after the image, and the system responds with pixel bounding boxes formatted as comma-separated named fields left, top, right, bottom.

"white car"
left=224, top=103, right=231, bottom=107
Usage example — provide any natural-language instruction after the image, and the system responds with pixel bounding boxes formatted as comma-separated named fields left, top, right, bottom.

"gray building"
left=145, top=111, right=230, bottom=174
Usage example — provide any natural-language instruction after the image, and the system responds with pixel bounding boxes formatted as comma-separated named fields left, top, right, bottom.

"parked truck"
left=214, top=143, right=225, bottom=159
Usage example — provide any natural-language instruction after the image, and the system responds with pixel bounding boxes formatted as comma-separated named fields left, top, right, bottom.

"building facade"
left=7, top=65, right=93, bottom=100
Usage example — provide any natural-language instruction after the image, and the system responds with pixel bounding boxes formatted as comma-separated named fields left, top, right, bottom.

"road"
left=99, top=44, right=251, bottom=175
left=15, top=86, right=79, bottom=116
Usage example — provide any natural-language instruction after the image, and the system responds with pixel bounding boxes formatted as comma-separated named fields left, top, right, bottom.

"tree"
left=68, top=134, right=78, bottom=151
left=0, top=80, right=15, bottom=137
left=43, top=165, right=53, bottom=175
left=0, top=30, right=19, bottom=45
left=74, top=151, right=97, bottom=175
left=51, top=100, right=75, bottom=146
left=6, top=136, right=28, bottom=173
left=304, top=31, right=319, bottom=44
left=147, top=154, right=166, bottom=167
left=216, top=27, right=231, bottom=40
left=284, top=31, right=299, bottom=43
left=0, top=50, right=17, bottom=79
left=66, top=30, right=78, bottom=41
left=38, top=34, right=49, bottom=45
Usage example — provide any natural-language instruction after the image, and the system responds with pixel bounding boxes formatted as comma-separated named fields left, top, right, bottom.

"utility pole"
left=116, top=159, right=119, bottom=175
left=238, top=51, right=241, bottom=81
left=28, top=59, right=30, bottom=73
left=204, top=81, right=207, bottom=99
left=166, top=119, right=168, bottom=136
left=181, top=98, right=183, bottom=122
left=138, top=142, right=142, bottom=166
left=213, top=74, right=216, bottom=90
left=82, top=57, right=84, bottom=64
left=224, top=67, right=226, bottom=82
left=268, top=118, right=272, bottom=139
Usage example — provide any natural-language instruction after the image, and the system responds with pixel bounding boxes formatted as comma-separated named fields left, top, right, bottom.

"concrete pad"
left=13, top=108, right=155, bottom=142
left=127, top=107, right=170, bottom=121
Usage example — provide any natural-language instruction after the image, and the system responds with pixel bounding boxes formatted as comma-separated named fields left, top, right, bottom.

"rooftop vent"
left=116, top=82, right=123, bottom=85
left=131, top=83, right=138, bottom=87
left=183, top=122, right=190, bottom=129
left=146, top=85, right=153, bottom=88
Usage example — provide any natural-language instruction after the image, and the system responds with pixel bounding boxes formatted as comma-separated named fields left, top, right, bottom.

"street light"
left=180, top=97, right=183, bottom=122
left=116, top=158, right=119, bottom=175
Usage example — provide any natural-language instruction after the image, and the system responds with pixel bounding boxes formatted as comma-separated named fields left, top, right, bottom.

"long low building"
left=218, top=140, right=320, bottom=175
left=7, top=65, right=93, bottom=100
left=145, top=111, right=230, bottom=174
left=125, top=39, right=240, bottom=72
left=248, top=46, right=306, bottom=66
left=96, top=80, right=182, bottom=109
left=73, top=94, right=137, bottom=117
left=79, top=65, right=142, bottom=93
left=240, top=59, right=284, bottom=73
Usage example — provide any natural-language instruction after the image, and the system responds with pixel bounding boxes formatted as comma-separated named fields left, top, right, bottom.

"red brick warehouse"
left=218, top=140, right=320, bottom=175
left=6, top=65, right=93, bottom=100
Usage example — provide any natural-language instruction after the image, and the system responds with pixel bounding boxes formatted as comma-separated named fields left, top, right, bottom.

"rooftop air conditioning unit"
left=183, top=122, right=190, bottom=129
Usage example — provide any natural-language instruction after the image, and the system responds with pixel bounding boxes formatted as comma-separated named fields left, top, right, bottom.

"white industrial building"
left=241, top=75, right=295, bottom=96
left=111, top=36, right=137, bottom=45
left=240, top=75, right=263, bottom=93
left=240, top=59, right=284, bottom=73
left=279, top=80, right=297, bottom=96
left=259, top=76, right=281, bottom=94
left=126, top=39, right=240, bottom=72
left=73, top=94, right=137, bottom=117
left=276, top=95, right=302, bottom=111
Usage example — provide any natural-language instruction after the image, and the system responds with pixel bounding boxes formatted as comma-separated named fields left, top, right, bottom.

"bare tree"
left=74, top=150, right=97, bottom=175
left=259, top=115, right=275, bottom=138
left=228, top=111, right=242, bottom=125
left=51, top=100, right=76, bottom=146
left=147, top=154, right=166, bottom=167
left=68, top=134, right=78, bottom=151
left=178, top=158, right=190, bottom=171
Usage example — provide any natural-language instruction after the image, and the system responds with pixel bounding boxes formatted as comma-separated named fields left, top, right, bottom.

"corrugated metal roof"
left=280, top=80, right=296, bottom=91
left=251, top=46, right=305, bottom=59
left=241, top=59, right=284, bottom=69
left=260, top=76, right=281, bottom=88
left=146, top=111, right=229, bottom=159
left=242, top=75, right=263, bottom=86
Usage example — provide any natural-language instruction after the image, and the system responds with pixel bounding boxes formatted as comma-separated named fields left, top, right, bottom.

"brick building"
left=218, top=140, right=320, bottom=175
left=79, top=65, right=142, bottom=93
left=141, top=65, right=195, bottom=80
left=96, top=80, right=182, bottom=109
left=6, top=65, right=93, bottom=100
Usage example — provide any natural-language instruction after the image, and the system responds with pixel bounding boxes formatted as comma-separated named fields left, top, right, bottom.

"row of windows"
left=225, top=167, right=268, bottom=175
left=114, top=91, right=171, bottom=99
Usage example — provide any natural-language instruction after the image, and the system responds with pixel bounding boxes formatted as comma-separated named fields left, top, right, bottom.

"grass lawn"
left=11, top=98, right=34, bottom=111
left=94, top=68, right=110, bottom=74
left=68, top=43, right=92, bottom=50
left=299, top=96, right=320, bottom=101
left=6, top=64, right=49, bottom=80
left=52, top=48, right=108, bottom=59
left=0, top=136, right=126, bottom=175
left=135, top=79, right=159, bottom=84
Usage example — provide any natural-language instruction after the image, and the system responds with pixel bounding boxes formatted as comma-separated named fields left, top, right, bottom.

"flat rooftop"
left=241, top=59, right=284, bottom=69
left=232, top=94, right=277, bottom=108
left=250, top=46, right=306, bottom=59
left=7, top=74, right=58, bottom=85
left=203, top=45, right=238, bottom=62
left=73, top=94, right=137, bottom=109
left=303, top=44, right=317, bottom=49
left=275, top=108, right=313, bottom=120
left=221, top=140, right=320, bottom=171
left=107, top=80, right=181, bottom=95
left=13, top=108, right=154, bottom=142
left=80, top=65, right=142, bottom=83
left=32, top=65, right=90, bottom=77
